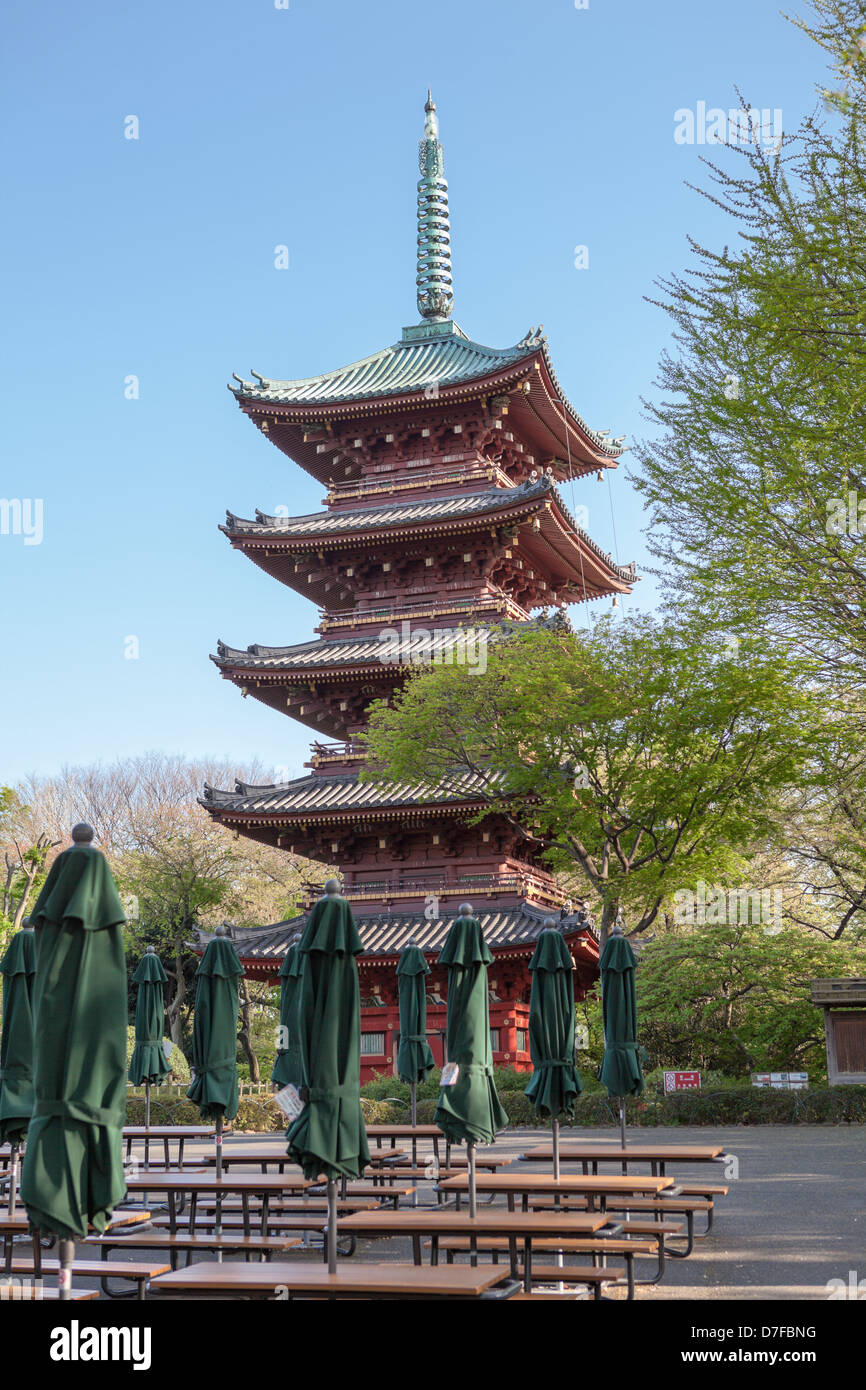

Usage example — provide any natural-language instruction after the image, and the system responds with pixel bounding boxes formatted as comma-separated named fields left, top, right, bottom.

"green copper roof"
left=229, top=319, right=541, bottom=406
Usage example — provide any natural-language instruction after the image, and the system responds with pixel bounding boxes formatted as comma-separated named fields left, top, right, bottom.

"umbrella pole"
left=326, top=1180, right=337, bottom=1275
left=58, top=1237, right=74, bottom=1301
left=144, top=1079, right=151, bottom=1163
left=552, top=1117, right=560, bottom=1180
left=215, top=1114, right=224, bottom=1263
left=411, top=1079, right=417, bottom=1129
left=467, top=1141, right=478, bottom=1267
left=620, top=1099, right=627, bottom=1174
left=8, top=1142, right=18, bottom=1217
left=410, top=1082, right=419, bottom=1206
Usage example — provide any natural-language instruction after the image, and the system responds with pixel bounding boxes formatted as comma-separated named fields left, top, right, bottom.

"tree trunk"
left=599, top=899, right=619, bottom=950
left=237, top=979, right=260, bottom=1083
left=166, top=927, right=187, bottom=1049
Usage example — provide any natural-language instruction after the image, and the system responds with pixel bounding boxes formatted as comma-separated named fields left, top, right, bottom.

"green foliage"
left=632, top=1, right=866, bottom=690
left=634, top=926, right=866, bottom=1077
left=363, top=619, right=815, bottom=938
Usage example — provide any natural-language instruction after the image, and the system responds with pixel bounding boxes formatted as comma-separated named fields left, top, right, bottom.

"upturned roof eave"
left=230, top=343, right=624, bottom=468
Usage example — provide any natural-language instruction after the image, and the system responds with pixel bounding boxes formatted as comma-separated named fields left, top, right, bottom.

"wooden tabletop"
left=125, top=1173, right=314, bottom=1194
left=337, top=1209, right=608, bottom=1235
left=522, top=1144, right=725, bottom=1162
left=149, top=1260, right=512, bottom=1299
left=200, top=1149, right=407, bottom=1167
left=366, top=1125, right=445, bottom=1139
left=0, top=1209, right=152, bottom=1235
left=438, top=1173, right=673, bottom=1195
left=123, top=1126, right=219, bottom=1139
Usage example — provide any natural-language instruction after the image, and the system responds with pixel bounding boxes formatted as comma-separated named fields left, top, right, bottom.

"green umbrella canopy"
left=286, top=893, right=371, bottom=1181
left=187, top=933, right=245, bottom=1122
left=20, top=836, right=129, bottom=1241
left=524, top=926, right=583, bottom=1119
left=396, top=943, right=435, bottom=1086
left=271, top=940, right=305, bottom=1089
left=128, top=950, right=171, bottom=1086
left=434, top=912, right=508, bottom=1145
left=597, top=929, right=645, bottom=1098
left=0, top=927, right=37, bottom=1146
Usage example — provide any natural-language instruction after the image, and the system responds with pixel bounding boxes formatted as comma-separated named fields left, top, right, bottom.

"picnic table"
left=149, top=1260, right=519, bottom=1300
left=438, top=1172, right=675, bottom=1212
left=336, top=1208, right=614, bottom=1292
left=124, top=1172, right=316, bottom=1238
left=123, top=1125, right=220, bottom=1168
left=520, top=1143, right=726, bottom=1176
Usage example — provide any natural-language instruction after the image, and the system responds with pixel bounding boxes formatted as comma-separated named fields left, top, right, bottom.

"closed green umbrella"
left=435, top=905, right=508, bottom=1222
left=129, top=946, right=170, bottom=1173
left=524, top=921, right=583, bottom=1177
left=20, top=824, right=128, bottom=1300
left=271, top=935, right=304, bottom=1090
left=597, top=922, right=644, bottom=1147
left=187, top=926, right=244, bottom=1255
left=396, top=941, right=435, bottom=1111
left=0, top=923, right=36, bottom=1221
left=286, top=881, right=370, bottom=1272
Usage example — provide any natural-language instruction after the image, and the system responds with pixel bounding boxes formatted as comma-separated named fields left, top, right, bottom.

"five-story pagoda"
left=202, top=96, right=635, bottom=1077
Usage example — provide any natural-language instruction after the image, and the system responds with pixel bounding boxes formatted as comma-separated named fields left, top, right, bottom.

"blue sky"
left=0, top=0, right=821, bottom=783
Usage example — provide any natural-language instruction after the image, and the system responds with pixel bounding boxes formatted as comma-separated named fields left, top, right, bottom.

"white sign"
left=274, top=1084, right=305, bottom=1119
left=162, top=1041, right=173, bottom=1061
left=440, top=1062, right=460, bottom=1087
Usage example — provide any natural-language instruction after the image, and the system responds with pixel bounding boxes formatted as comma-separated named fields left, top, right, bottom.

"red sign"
left=663, top=1070, right=701, bottom=1093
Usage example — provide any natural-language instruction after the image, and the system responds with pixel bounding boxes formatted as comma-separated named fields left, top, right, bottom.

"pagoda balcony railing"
left=302, top=872, right=564, bottom=909
left=317, top=593, right=530, bottom=631
left=326, top=462, right=514, bottom=504
left=307, top=740, right=368, bottom=765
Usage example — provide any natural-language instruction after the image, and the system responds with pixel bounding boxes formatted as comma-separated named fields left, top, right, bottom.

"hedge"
left=123, top=1085, right=866, bottom=1128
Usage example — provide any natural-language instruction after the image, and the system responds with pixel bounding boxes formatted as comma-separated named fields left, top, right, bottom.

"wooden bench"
left=0, top=1284, right=98, bottom=1301
left=530, top=1195, right=712, bottom=1253
left=86, top=1231, right=303, bottom=1271
left=514, top=1264, right=625, bottom=1299
left=4, top=1256, right=170, bottom=1301
left=434, top=1235, right=657, bottom=1297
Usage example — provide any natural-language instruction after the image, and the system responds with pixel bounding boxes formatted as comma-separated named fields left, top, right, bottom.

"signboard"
left=273, top=1084, right=306, bottom=1119
left=752, top=1072, right=809, bottom=1090
left=663, top=1071, right=701, bottom=1093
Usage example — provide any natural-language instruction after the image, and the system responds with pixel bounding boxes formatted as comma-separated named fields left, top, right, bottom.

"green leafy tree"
left=633, top=925, right=866, bottom=1077
left=632, top=0, right=866, bottom=687
left=363, top=617, right=815, bottom=944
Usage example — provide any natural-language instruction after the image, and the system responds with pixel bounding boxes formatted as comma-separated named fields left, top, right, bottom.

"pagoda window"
left=489, top=1029, right=501, bottom=1053
left=360, top=1032, right=386, bottom=1056
left=516, top=1029, right=528, bottom=1054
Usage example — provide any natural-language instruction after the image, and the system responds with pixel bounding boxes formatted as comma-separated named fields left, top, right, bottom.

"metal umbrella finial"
left=323, top=878, right=342, bottom=897
left=214, top=925, right=227, bottom=938
left=71, top=823, right=94, bottom=845
left=458, top=903, right=472, bottom=917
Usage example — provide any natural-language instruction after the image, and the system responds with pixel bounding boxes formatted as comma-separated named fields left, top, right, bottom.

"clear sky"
left=0, top=0, right=821, bottom=784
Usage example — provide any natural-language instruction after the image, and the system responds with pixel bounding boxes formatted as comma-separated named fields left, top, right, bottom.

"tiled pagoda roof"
left=198, top=901, right=597, bottom=965
left=229, top=320, right=624, bottom=459
left=211, top=612, right=581, bottom=675
left=201, top=768, right=495, bottom=818
left=223, top=475, right=554, bottom=539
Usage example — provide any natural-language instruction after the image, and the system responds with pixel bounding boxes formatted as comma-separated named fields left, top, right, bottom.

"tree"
left=633, top=924, right=866, bottom=1077
left=0, top=785, right=59, bottom=943
left=632, top=0, right=866, bottom=686
left=362, top=617, right=815, bottom=944
left=12, top=755, right=324, bottom=1071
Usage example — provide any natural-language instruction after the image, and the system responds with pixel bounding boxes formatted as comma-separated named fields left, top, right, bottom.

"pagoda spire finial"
left=416, top=91, right=453, bottom=322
